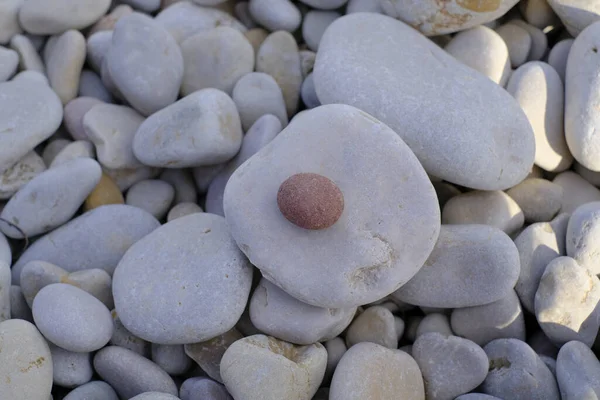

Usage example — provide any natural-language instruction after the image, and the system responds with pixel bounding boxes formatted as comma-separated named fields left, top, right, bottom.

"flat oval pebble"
left=64, top=97, right=104, bottom=141
left=393, top=225, right=520, bottom=308
left=330, top=341, right=424, bottom=400
left=33, top=283, right=113, bottom=352
left=451, top=290, right=526, bottom=346
left=442, top=190, right=524, bottom=235
left=49, top=140, right=95, bottom=168
left=0, top=151, right=46, bottom=200
left=0, top=319, right=52, bottom=400
left=566, top=202, right=600, bottom=274
left=107, top=12, right=183, bottom=116
left=18, top=0, right=110, bottom=35
left=63, top=381, right=119, bottom=400
left=510, top=19, right=548, bottom=62
left=506, top=178, right=563, bottom=223
left=134, top=88, right=242, bottom=168
left=86, top=31, right=112, bottom=73
left=89, top=4, right=134, bottom=35
left=0, top=79, right=63, bottom=173
left=496, top=23, right=532, bottom=68
left=415, top=313, right=453, bottom=338
left=557, top=340, right=600, bottom=399
left=151, top=344, right=192, bottom=376
left=130, top=393, right=181, bottom=400
left=345, top=305, right=399, bottom=349
left=126, top=179, right=174, bottom=220
left=413, top=333, right=488, bottom=400
left=46, top=30, right=86, bottom=105
left=180, top=377, right=232, bottom=400
left=224, top=104, right=440, bottom=308
left=554, top=171, right=600, bottom=214
left=9, top=34, right=45, bottom=74
left=256, top=31, right=302, bottom=118
left=94, top=346, right=178, bottom=399
left=78, top=69, right=113, bottom=103
left=302, top=11, right=339, bottom=52
left=180, top=26, right=254, bottom=96
left=12, top=204, right=160, bottom=282
left=83, top=104, right=145, bottom=170
left=49, top=343, right=93, bottom=388
left=220, top=334, right=327, bottom=400
left=0, top=158, right=102, bottom=238
left=249, top=0, right=301, bottom=32
left=83, top=173, right=125, bottom=211
left=547, top=0, right=600, bottom=36
left=113, top=213, right=253, bottom=344
left=314, top=13, right=535, bottom=190
left=184, top=328, right=243, bottom=383
left=482, top=338, right=560, bottom=400
left=167, top=202, right=203, bottom=221
left=232, top=72, right=288, bottom=131
left=250, top=278, right=356, bottom=345
left=160, top=169, right=197, bottom=205
left=535, top=256, right=600, bottom=347
left=548, top=38, right=573, bottom=82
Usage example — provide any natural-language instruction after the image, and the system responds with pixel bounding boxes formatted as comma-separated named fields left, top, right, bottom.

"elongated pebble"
left=557, top=340, right=600, bottom=399
left=10, top=34, right=45, bottom=74
left=18, top=0, right=110, bottom=35
left=126, top=179, right=174, bottom=220
left=84, top=173, right=125, bottom=211
left=46, top=30, right=86, bottom=105
left=151, top=344, right=192, bottom=376
left=232, top=72, right=288, bottom=131
left=249, top=0, right=301, bottom=32
left=180, top=377, right=232, bottom=400
left=0, top=0, right=23, bottom=44
left=548, top=39, right=573, bottom=82
left=553, top=171, right=600, bottom=213
left=49, top=343, right=93, bottom=388
left=506, top=178, right=563, bottom=223
left=49, top=140, right=95, bottom=168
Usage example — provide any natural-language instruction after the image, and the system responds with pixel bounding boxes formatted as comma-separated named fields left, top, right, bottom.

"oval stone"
left=557, top=341, right=600, bottom=399
left=63, top=381, right=119, bottom=400
left=18, top=0, right=111, bottom=35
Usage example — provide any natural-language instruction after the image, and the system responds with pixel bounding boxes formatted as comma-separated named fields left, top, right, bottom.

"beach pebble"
left=442, top=190, right=524, bottom=235
left=155, top=1, right=246, bottom=44
left=444, top=26, right=510, bottom=86
left=235, top=2, right=257, bottom=28
left=42, top=139, right=71, bottom=165
left=49, top=343, right=93, bottom=388
left=509, top=20, right=548, bottom=61
left=49, top=140, right=95, bottom=168
left=249, top=0, right=301, bottom=32
left=151, top=344, right=192, bottom=376
left=19, top=0, right=110, bottom=34
left=0, top=158, right=101, bottom=238
left=224, top=104, right=440, bottom=308
left=507, top=61, right=572, bottom=172
left=180, top=26, right=254, bottom=96
left=160, top=169, right=197, bottom=205
left=547, top=0, right=600, bottom=36
left=64, top=97, right=103, bottom=141
left=135, top=90, right=241, bottom=169
left=535, top=256, right=600, bottom=347
left=345, top=305, right=399, bottom=349
left=0, top=79, right=63, bottom=173
left=63, top=381, right=119, bottom=400
left=110, top=310, right=151, bottom=357
left=300, top=73, right=320, bottom=109
left=86, top=31, right=112, bottom=73
left=46, top=30, right=86, bottom=105
left=10, top=285, right=33, bottom=322
left=256, top=31, right=302, bottom=118
left=495, top=23, right=532, bottom=68
left=89, top=4, right=134, bottom=36
left=167, top=202, right=203, bottom=221
left=125, top=179, right=174, bottom=220
left=10, top=34, right=45, bottom=74
left=299, top=50, right=316, bottom=78
left=548, top=39, right=573, bottom=82
left=302, top=11, right=339, bottom=52
left=451, top=290, right=526, bottom=346
left=566, top=202, right=600, bottom=274
left=0, top=262, right=9, bottom=322
left=0, top=151, right=46, bottom=200
left=566, top=21, right=600, bottom=172
left=482, top=338, right=560, bottom=399
left=0, top=319, right=52, bottom=400
left=12, top=204, right=160, bottom=282
left=250, top=278, right=356, bottom=345
left=554, top=171, right=600, bottom=213
left=94, top=346, right=178, bottom=399
left=84, top=104, right=145, bottom=170
left=575, top=162, right=600, bottom=187
left=557, top=340, right=600, bottom=399
left=193, top=164, right=225, bottom=194
left=180, top=377, right=232, bottom=400
left=244, top=28, right=268, bottom=53
left=415, top=313, right=453, bottom=338
left=0, top=232, right=8, bottom=265
left=184, top=328, right=243, bottom=383
left=346, top=0, right=383, bottom=13
left=103, top=166, right=161, bottom=192
left=107, top=12, right=183, bottom=116
left=121, top=0, right=161, bottom=12
left=514, top=214, right=569, bottom=313
left=0, top=46, right=18, bottom=82
left=33, top=283, right=113, bottom=352
left=113, top=213, right=253, bottom=344
left=413, top=333, right=488, bottom=400
left=324, top=337, right=346, bottom=381
left=83, top=173, right=125, bottom=211
left=130, top=394, right=180, bottom=400
left=330, top=341, right=424, bottom=400
left=393, top=225, right=519, bottom=308
left=455, top=395, right=503, bottom=400
left=78, top=70, right=113, bottom=103
left=520, top=0, right=559, bottom=28
left=506, top=179, right=563, bottom=223
left=232, top=72, right=288, bottom=131
left=0, top=0, right=23, bottom=44
left=315, top=13, right=534, bottom=190
left=220, top=334, right=327, bottom=400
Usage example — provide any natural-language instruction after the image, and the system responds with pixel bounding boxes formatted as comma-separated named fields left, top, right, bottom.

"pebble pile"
left=1, top=0, right=600, bottom=399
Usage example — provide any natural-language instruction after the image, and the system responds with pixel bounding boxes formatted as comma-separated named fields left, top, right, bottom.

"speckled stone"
left=84, top=173, right=125, bottom=211
left=94, top=346, right=178, bottom=399
left=133, top=89, right=242, bottom=168
left=232, top=72, right=288, bottom=131
left=330, top=341, right=425, bottom=400
left=106, top=12, right=183, bottom=116
left=506, top=179, right=563, bottom=223
left=184, top=328, right=243, bottom=383
left=314, top=13, right=535, bottom=190
left=113, top=213, right=253, bottom=344
left=557, top=340, right=600, bottom=399
left=566, top=202, right=600, bottom=274
left=251, top=278, right=355, bottom=345
left=19, top=0, right=110, bottom=34
left=49, top=343, right=93, bottom=388
left=63, top=381, right=119, bottom=400
left=0, top=151, right=46, bottom=200
left=180, top=377, right=232, bottom=400
left=12, top=204, right=160, bottom=282
left=0, top=319, right=52, bottom=400
left=393, top=225, right=519, bottom=308
left=126, top=179, right=174, bottom=220
left=221, top=335, right=327, bottom=400
left=224, top=104, right=440, bottom=308
left=482, top=338, right=559, bottom=400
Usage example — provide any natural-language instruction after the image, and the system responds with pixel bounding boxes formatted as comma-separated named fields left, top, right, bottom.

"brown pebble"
left=277, top=173, right=344, bottom=230
left=84, top=173, right=124, bottom=211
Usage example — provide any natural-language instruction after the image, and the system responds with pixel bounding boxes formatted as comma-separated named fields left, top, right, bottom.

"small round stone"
left=84, top=173, right=125, bottom=211
left=63, top=381, right=119, bottom=400
left=277, top=173, right=344, bottom=230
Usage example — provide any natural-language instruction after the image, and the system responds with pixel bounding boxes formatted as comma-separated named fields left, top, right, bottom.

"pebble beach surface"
left=1, top=1, right=600, bottom=399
